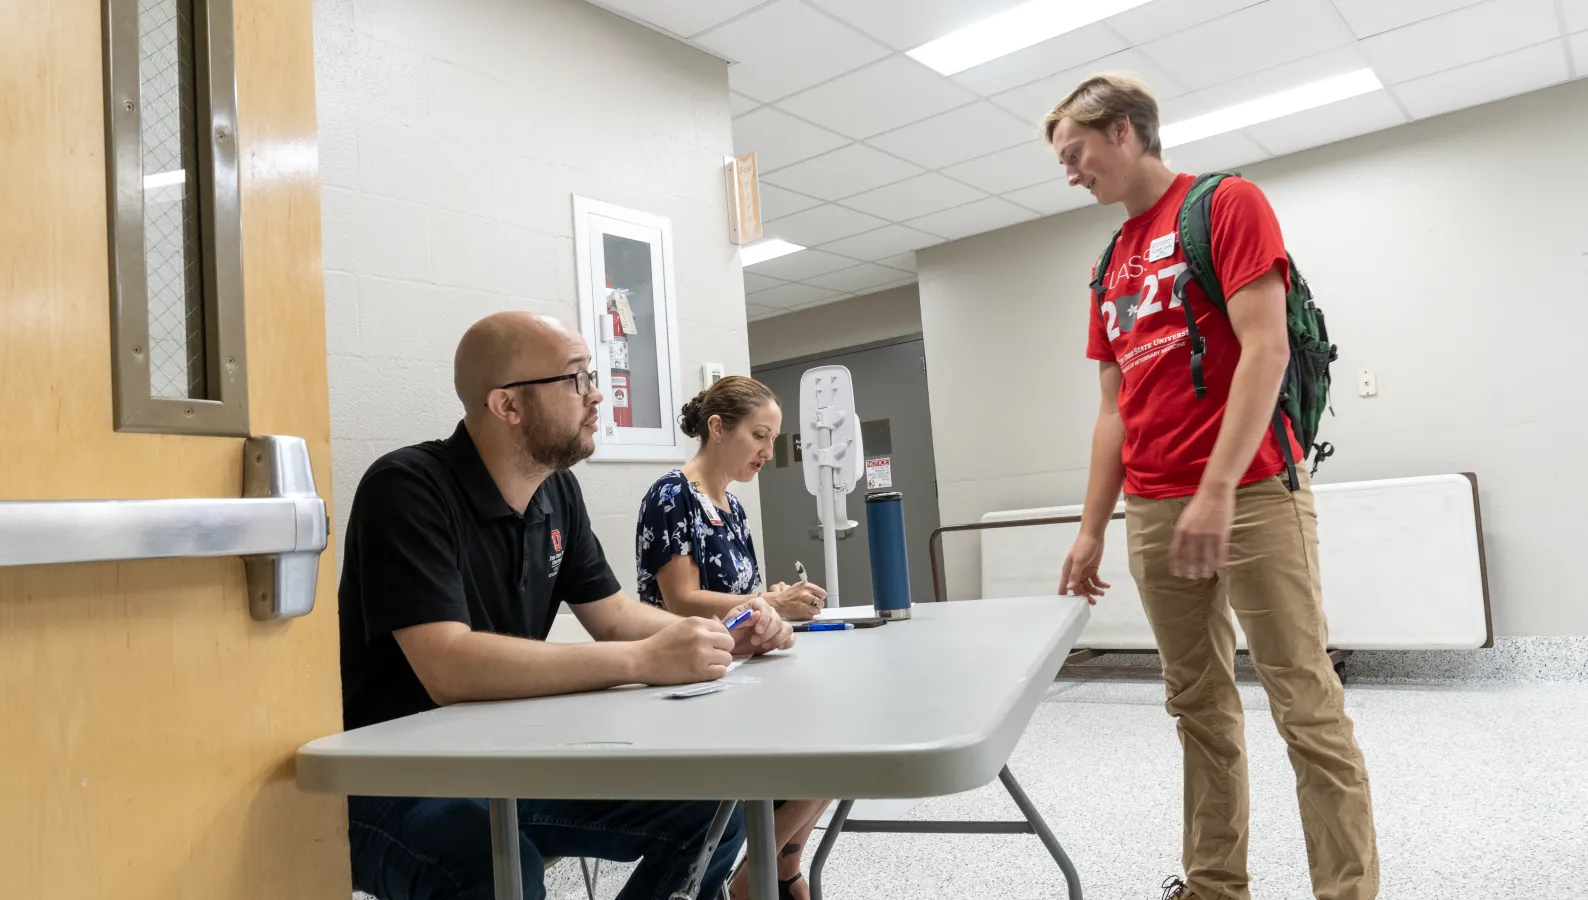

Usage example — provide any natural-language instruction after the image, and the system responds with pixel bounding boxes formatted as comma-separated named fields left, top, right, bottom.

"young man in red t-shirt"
left=1043, top=74, right=1378, bottom=900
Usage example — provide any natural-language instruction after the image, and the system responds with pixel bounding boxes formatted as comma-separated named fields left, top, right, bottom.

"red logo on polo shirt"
left=551, top=529, right=563, bottom=552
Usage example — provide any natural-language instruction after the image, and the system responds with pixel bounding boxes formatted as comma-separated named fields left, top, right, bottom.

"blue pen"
left=798, top=622, right=853, bottom=632
left=725, top=607, right=754, bottom=630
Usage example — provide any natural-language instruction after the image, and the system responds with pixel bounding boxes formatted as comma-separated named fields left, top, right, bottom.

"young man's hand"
left=726, top=594, right=795, bottom=655
left=1171, top=487, right=1236, bottom=580
left=1059, top=533, right=1110, bottom=605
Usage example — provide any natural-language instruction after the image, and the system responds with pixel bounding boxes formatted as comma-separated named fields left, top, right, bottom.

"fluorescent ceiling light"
left=142, top=169, right=186, bottom=189
left=1161, top=69, right=1383, bottom=148
left=740, top=238, right=804, bottom=267
left=908, top=0, right=1154, bottom=76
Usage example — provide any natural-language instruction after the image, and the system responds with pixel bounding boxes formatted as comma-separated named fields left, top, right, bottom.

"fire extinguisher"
left=606, top=286, right=632, bottom=428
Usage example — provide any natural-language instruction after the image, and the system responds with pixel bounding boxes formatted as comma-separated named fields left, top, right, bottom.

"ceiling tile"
left=940, top=141, right=1061, bottom=194
left=1003, top=180, right=1095, bottom=216
left=775, top=57, right=977, bottom=139
left=1329, top=0, right=1487, bottom=38
left=1142, top=0, right=1355, bottom=91
left=1568, top=0, right=1588, bottom=31
left=1360, top=0, right=1559, bottom=85
left=875, top=252, right=917, bottom=272
left=746, top=303, right=781, bottom=321
left=1391, top=40, right=1569, bottom=118
left=1156, top=91, right=1211, bottom=125
left=762, top=203, right=891, bottom=245
left=732, top=107, right=850, bottom=172
left=694, top=0, right=891, bottom=101
left=743, top=248, right=860, bottom=281
left=991, top=49, right=1188, bottom=125
left=1189, top=45, right=1373, bottom=111
left=1243, top=90, right=1409, bottom=156
left=1160, top=131, right=1268, bottom=174
left=806, top=0, right=1030, bottom=51
left=747, top=281, right=843, bottom=309
left=1107, top=0, right=1265, bottom=44
left=839, top=173, right=987, bottom=220
left=819, top=223, right=943, bottom=259
left=950, top=23, right=1125, bottom=96
left=757, top=183, right=825, bottom=221
left=590, top=0, right=767, bottom=39
left=729, top=92, right=760, bottom=115
left=904, top=197, right=1039, bottom=241
left=759, top=144, right=923, bottom=200
left=742, top=272, right=789, bottom=293
left=866, top=102, right=1037, bottom=169
left=1574, top=31, right=1588, bottom=71
left=806, top=263, right=914, bottom=293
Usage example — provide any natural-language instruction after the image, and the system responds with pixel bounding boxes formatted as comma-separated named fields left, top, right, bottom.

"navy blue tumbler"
left=865, top=491, right=912, bottom=620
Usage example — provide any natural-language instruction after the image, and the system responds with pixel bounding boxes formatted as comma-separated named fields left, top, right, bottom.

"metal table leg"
left=804, top=769, right=1083, bottom=900
left=999, top=767, right=1083, bottom=900
left=671, top=800, right=741, bottom=900
left=745, top=800, right=779, bottom=900
left=808, top=799, right=853, bottom=900
left=490, top=798, right=525, bottom=900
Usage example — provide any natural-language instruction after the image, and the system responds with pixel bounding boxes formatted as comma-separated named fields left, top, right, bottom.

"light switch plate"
left=1357, top=368, right=1377, bottom=398
left=702, top=362, right=725, bottom=386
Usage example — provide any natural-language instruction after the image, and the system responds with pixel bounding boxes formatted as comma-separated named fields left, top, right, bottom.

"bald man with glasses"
left=338, top=312, right=794, bottom=900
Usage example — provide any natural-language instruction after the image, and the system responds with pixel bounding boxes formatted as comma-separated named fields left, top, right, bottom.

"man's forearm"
left=421, top=631, right=643, bottom=704
left=1079, top=410, right=1127, bottom=538
left=586, top=595, right=680, bottom=642
left=1202, top=345, right=1288, bottom=492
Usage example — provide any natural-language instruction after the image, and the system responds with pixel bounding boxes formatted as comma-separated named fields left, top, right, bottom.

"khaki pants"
left=1125, top=472, right=1379, bottom=900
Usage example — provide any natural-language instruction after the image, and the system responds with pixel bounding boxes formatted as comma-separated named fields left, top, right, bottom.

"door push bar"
left=0, top=436, right=328, bottom=620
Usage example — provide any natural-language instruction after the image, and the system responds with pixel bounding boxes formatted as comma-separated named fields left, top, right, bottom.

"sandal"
left=778, top=872, right=804, bottom=900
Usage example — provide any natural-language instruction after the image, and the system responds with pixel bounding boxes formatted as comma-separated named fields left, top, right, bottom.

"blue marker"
left=797, top=622, right=853, bottom=632
left=724, top=607, right=754, bottom=631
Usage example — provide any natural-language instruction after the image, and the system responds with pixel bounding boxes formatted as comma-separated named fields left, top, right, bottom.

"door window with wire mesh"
left=141, top=0, right=206, bottom=399
left=105, top=0, right=248, bottom=435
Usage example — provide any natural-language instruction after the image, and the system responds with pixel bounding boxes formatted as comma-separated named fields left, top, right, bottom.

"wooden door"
left=0, top=0, right=349, bottom=897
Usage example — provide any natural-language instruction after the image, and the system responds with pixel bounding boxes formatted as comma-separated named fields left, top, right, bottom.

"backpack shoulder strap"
left=1090, top=227, right=1123, bottom=308
left=1176, top=171, right=1233, bottom=313
left=1170, top=173, right=1233, bottom=399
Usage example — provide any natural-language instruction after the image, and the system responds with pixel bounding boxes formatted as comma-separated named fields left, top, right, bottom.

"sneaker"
left=1160, top=876, right=1197, bottom=900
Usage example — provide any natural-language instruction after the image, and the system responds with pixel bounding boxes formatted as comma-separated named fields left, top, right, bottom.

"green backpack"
left=1089, top=171, right=1337, bottom=491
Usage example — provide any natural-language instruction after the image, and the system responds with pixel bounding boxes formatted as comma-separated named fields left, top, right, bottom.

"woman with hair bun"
left=635, top=374, right=830, bottom=900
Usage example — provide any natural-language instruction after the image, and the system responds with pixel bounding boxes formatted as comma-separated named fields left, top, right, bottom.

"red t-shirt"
left=1086, top=173, right=1303, bottom=499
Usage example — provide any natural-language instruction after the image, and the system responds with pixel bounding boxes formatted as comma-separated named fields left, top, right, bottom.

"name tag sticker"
left=1147, top=232, right=1176, bottom=262
left=691, top=484, right=725, bottom=526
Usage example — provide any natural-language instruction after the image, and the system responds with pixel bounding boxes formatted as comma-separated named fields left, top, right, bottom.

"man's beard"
left=517, top=397, right=592, bottom=472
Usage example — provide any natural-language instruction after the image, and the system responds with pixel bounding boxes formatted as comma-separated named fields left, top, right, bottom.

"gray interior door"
left=753, top=335, right=940, bottom=608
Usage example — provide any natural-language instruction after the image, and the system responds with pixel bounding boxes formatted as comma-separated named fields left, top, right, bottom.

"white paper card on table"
left=655, top=657, right=747, bottom=699
left=814, top=605, right=877, bottom=621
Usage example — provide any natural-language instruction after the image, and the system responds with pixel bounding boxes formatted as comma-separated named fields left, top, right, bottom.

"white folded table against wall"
left=980, top=473, right=1492, bottom=651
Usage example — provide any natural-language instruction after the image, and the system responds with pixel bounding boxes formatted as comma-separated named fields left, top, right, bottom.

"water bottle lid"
left=865, top=491, right=903, bottom=502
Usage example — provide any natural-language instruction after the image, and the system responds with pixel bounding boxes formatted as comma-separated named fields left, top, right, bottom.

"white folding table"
left=296, top=595, right=1090, bottom=900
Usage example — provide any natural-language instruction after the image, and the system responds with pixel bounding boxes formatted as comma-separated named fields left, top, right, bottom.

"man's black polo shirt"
left=338, top=421, right=621, bottom=730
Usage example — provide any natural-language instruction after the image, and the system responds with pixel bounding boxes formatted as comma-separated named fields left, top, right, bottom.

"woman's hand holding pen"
left=763, top=581, right=826, bottom=621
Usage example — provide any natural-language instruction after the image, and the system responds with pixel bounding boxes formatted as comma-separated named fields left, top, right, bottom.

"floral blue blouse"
left=636, top=469, right=761, bottom=608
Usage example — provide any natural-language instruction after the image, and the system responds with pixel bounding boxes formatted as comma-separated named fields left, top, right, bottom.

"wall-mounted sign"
left=866, top=456, right=893, bottom=490
left=725, top=151, right=762, bottom=245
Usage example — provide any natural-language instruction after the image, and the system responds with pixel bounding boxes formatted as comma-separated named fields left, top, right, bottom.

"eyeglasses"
left=496, top=369, right=600, bottom=397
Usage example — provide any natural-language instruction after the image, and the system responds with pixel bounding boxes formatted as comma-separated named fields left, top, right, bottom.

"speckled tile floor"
left=364, top=679, right=1588, bottom=900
